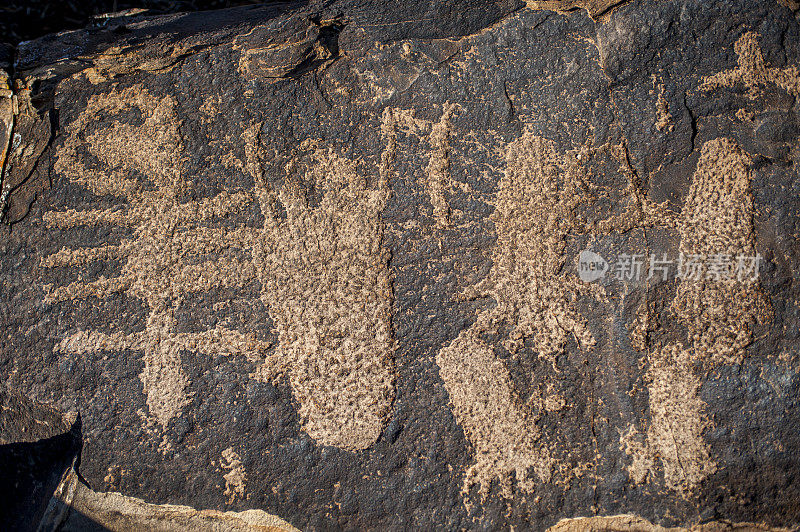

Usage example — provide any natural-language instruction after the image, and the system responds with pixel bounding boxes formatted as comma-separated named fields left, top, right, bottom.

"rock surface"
left=0, top=386, right=80, bottom=530
left=41, top=468, right=299, bottom=531
left=1, top=0, right=799, bottom=530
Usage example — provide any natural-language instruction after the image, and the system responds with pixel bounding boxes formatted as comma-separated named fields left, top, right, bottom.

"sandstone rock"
left=1, top=0, right=799, bottom=529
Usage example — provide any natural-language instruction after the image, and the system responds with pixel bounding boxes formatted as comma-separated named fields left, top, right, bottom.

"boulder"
left=1, top=0, right=798, bottom=529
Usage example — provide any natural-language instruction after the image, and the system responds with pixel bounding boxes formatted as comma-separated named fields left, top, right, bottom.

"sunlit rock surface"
left=1, top=0, right=799, bottom=529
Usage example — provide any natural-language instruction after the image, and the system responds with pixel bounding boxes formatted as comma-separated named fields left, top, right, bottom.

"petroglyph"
left=621, top=358, right=716, bottom=496
left=463, top=130, right=595, bottom=359
left=618, top=425, right=653, bottom=485
left=700, top=32, right=800, bottom=99
left=221, top=447, right=248, bottom=504
left=424, top=103, right=458, bottom=228
left=595, top=141, right=678, bottom=234
left=623, top=138, right=770, bottom=496
left=653, top=79, right=674, bottom=133
left=44, top=87, right=266, bottom=431
left=437, top=329, right=553, bottom=499
left=244, top=126, right=395, bottom=451
left=45, top=89, right=398, bottom=452
left=672, top=137, right=771, bottom=365
left=436, top=130, right=595, bottom=498
left=372, top=104, right=462, bottom=228
left=644, top=344, right=716, bottom=495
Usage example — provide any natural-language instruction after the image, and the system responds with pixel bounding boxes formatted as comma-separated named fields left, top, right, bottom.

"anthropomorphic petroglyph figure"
left=46, top=90, right=397, bottom=452
left=625, top=137, right=771, bottom=496
left=436, top=130, right=595, bottom=498
left=620, top=33, right=782, bottom=496
left=44, top=87, right=270, bottom=437
left=243, top=124, right=396, bottom=451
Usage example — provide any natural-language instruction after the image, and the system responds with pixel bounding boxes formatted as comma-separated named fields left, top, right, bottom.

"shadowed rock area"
left=1, top=0, right=799, bottom=529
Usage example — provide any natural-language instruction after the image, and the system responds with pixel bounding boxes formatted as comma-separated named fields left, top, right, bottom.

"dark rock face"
left=1, top=1, right=799, bottom=530
left=0, top=387, right=81, bottom=532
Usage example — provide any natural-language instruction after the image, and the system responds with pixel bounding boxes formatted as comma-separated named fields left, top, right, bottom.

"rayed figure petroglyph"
left=43, top=86, right=395, bottom=451
left=45, top=87, right=265, bottom=434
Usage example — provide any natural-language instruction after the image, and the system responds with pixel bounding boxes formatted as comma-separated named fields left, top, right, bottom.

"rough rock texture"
left=0, top=386, right=81, bottom=531
left=40, top=468, right=299, bottom=531
left=1, top=0, right=799, bottom=530
left=547, top=515, right=791, bottom=531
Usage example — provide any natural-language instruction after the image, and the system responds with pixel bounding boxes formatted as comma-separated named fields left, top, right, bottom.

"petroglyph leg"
left=437, top=329, right=552, bottom=499
left=221, top=447, right=248, bottom=504
left=645, top=344, right=716, bottom=495
left=138, top=309, right=193, bottom=430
